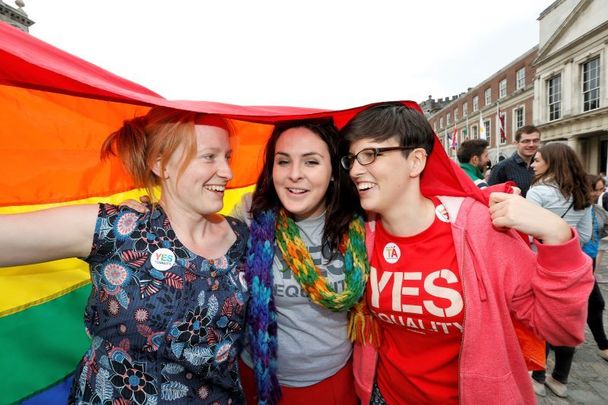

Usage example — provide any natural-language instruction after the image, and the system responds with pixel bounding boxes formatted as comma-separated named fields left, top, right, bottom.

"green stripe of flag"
left=0, top=284, right=91, bottom=404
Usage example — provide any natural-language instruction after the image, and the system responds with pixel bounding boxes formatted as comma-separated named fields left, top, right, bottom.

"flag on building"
left=479, top=113, right=486, bottom=140
left=450, top=127, right=458, bottom=149
left=496, top=106, right=506, bottom=143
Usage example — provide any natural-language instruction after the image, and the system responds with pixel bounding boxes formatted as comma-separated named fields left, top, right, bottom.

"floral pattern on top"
left=70, top=204, right=249, bottom=404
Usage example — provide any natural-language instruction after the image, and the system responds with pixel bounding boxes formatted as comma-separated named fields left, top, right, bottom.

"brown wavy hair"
left=532, top=142, right=591, bottom=210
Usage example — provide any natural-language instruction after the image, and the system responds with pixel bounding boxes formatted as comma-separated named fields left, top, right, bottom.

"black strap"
left=561, top=200, right=574, bottom=218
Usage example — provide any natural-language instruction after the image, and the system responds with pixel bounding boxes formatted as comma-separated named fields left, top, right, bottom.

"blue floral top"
left=69, top=204, right=249, bottom=404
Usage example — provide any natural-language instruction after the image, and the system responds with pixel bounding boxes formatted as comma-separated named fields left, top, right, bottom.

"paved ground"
left=537, top=257, right=608, bottom=405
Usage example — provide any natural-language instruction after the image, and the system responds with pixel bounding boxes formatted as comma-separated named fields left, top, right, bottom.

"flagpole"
left=496, top=101, right=500, bottom=163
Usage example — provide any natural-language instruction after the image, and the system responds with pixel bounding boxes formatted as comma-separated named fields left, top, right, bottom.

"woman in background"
left=527, top=142, right=593, bottom=398
left=582, top=174, right=608, bottom=362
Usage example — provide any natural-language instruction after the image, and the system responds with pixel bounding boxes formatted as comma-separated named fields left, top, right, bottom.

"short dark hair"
left=515, top=125, right=540, bottom=142
left=341, top=102, right=435, bottom=156
left=250, top=118, right=362, bottom=253
left=456, top=139, right=489, bottom=164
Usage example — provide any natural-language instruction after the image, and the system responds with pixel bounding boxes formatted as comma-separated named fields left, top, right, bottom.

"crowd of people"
left=456, top=123, right=608, bottom=399
left=1, top=101, right=604, bottom=404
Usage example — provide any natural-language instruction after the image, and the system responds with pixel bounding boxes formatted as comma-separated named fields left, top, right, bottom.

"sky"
left=20, top=0, right=549, bottom=109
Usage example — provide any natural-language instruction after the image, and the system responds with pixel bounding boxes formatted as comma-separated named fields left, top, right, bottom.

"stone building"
left=0, top=1, right=33, bottom=32
left=427, top=0, right=608, bottom=173
left=534, top=0, right=608, bottom=174
left=420, top=95, right=460, bottom=118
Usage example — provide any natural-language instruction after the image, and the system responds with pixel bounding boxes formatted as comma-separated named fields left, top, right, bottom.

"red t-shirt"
left=368, top=198, right=464, bottom=404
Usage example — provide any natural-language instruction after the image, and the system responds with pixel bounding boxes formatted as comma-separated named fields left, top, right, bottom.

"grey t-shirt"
left=232, top=195, right=352, bottom=387
left=526, top=182, right=592, bottom=245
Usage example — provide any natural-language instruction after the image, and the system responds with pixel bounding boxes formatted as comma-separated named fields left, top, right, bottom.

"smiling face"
left=160, top=124, right=232, bottom=215
left=592, top=178, right=606, bottom=203
left=474, top=148, right=490, bottom=170
left=516, top=131, right=541, bottom=160
left=272, top=127, right=333, bottom=219
left=348, top=137, right=413, bottom=215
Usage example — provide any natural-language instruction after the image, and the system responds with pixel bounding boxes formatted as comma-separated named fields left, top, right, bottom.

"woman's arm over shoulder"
left=0, top=204, right=99, bottom=267
left=484, top=193, right=593, bottom=345
left=508, top=229, right=593, bottom=346
left=229, top=192, right=253, bottom=226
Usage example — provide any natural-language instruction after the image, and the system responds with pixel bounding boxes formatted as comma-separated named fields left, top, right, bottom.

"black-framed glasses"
left=518, top=138, right=540, bottom=145
left=340, top=147, right=415, bottom=170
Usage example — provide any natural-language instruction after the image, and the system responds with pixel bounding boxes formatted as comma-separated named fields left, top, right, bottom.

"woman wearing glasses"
left=340, top=102, right=593, bottom=405
left=232, top=119, right=366, bottom=405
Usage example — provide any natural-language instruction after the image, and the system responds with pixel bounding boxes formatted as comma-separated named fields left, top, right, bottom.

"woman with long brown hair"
left=527, top=142, right=592, bottom=398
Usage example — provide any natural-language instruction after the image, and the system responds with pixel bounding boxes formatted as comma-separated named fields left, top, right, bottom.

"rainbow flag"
left=0, top=21, right=428, bottom=403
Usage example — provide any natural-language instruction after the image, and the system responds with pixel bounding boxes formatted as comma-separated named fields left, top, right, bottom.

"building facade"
left=427, top=0, right=608, bottom=174
left=534, top=0, right=608, bottom=174
left=427, top=47, right=538, bottom=164
left=0, top=1, right=33, bottom=32
left=420, top=95, right=461, bottom=118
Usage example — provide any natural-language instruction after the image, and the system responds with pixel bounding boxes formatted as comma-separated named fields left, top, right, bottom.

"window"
left=582, top=57, right=600, bottom=111
left=447, top=113, right=451, bottom=125
left=547, top=75, right=561, bottom=121
left=472, top=96, right=479, bottom=112
left=454, top=108, right=459, bottom=122
left=499, top=79, right=507, bottom=99
left=483, top=119, right=491, bottom=140
left=472, top=125, right=479, bottom=139
left=484, top=88, right=492, bottom=106
left=463, top=102, right=468, bottom=116
left=514, top=106, right=524, bottom=129
left=440, top=117, right=443, bottom=129
left=434, top=122, right=437, bottom=132
left=516, top=68, right=525, bottom=90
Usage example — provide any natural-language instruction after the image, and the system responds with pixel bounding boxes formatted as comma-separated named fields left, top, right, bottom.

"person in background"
left=527, top=142, right=593, bottom=398
left=582, top=174, right=608, bottom=362
left=594, top=175, right=608, bottom=283
left=488, top=125, right=541, bottom=197
left=340, top=102, right=593, bottom=405
left=483, top=166, right=492, bottom=184
left=456, top=139, right=490, bottom=188
left=0, top=107, right=250, bottom=404
left=233, top=119, right=366, bottom=405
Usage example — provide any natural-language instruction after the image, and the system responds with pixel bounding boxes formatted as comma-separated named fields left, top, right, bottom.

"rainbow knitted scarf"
left=245, top=209, right=369, bottom=404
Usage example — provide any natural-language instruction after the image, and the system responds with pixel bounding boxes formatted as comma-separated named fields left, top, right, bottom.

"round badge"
left=151, top=248, right=176, bottom=271
left=383, top=242, right=401, bottom=264
left=435, top=204, right=450, bottom=223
